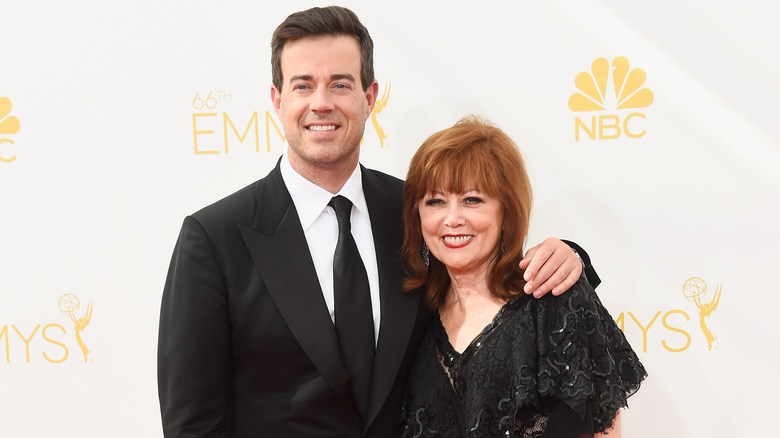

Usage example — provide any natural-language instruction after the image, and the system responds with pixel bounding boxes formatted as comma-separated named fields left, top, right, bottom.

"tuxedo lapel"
left=238, top=163, right=353, bottom=406
left=361, top=167, right=421, bottom=427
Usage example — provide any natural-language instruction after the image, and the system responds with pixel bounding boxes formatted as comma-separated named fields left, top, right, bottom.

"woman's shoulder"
left=531, top=274, right=647, bottom=433
left=542, top=273, right=598, bottom=305
left=508, top=274, right=601, bottom=323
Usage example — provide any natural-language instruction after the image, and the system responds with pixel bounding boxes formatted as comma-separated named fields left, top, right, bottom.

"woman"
left=401, top=116, right=646, bottom=437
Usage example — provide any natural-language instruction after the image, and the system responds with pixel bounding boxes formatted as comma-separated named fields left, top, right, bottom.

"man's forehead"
left=280, top=35, right=361, bottom=62
left=279, top=35, right=362, bottom=83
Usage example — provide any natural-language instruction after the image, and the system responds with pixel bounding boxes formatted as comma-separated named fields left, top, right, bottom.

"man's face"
left=272, top=35, right=378, bottom=176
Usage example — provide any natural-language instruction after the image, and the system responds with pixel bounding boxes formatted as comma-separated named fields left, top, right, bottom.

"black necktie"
left=329, top=195, right=375, bottom=417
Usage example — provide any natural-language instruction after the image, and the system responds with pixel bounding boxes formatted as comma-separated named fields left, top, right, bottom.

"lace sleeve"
left=536, top=275, right=647, bottom=432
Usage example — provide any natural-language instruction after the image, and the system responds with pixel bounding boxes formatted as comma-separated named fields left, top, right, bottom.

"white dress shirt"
left=280, top=152, right=381, bottom=344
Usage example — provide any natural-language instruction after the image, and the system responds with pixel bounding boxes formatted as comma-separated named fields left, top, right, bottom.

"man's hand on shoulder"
left=519, top=237, right=582, bottom=298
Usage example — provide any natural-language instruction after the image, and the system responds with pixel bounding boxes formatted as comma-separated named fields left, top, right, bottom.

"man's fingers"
left=522, top=238, right=583, bottom=297
left=522, top=239, right=560, bottom=293
left=551, top=251, right=583, bottom=295
left=522, top=241, right=553, bottom=283
left=527, top=248, right=570, bottom=296
left=534, top=255, right=583, bottom=297
left=550, top=268, right=580, bottom=296
left=520, top=246, right=537, bottom=277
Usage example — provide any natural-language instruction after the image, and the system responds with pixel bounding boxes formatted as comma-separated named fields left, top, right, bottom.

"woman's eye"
left=425, top=198, right=443, bottom=206
left=464, top=197, right=483, bottom=204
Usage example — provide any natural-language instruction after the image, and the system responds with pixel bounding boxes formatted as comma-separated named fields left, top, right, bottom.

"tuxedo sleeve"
left=562, top=239, right=601, bottom=288
left=158, top=216, right=231, bottom=437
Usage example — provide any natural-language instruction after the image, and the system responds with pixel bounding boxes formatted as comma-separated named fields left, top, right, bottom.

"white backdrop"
left=2, top=1, right=779, bottom=436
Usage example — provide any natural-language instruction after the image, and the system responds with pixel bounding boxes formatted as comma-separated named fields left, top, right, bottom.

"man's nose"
left=310, top=87, right=334, bottom=112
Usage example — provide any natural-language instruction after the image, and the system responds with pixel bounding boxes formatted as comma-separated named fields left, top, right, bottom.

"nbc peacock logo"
left=0, top=97, right=21, bottom=163
left=568, top=57, right=653, bottom=141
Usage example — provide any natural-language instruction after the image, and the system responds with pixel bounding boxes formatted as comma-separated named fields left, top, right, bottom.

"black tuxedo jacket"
left=158, top=161, right=430, bottom=437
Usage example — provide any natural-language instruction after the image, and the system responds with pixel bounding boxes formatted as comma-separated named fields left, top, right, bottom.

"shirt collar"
left=280, top=150, right=368, bottom=231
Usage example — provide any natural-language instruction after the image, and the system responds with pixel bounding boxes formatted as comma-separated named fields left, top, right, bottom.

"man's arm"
left=158, top=216, right=231, bottom=437
left=519, top=238, right=601, bottom=298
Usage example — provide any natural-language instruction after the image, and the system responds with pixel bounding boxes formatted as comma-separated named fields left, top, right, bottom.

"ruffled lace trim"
left=534, top=277, right=646, bottom=431
left=402, top=275, right=647, bottom=437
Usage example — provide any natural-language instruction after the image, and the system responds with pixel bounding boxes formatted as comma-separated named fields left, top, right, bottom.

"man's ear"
left=271, top=86, right=282, bottom=116
left=365, top=80, right=379, bottom=118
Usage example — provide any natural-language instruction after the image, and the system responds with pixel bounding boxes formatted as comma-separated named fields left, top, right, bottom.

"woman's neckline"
left=436, top=294, right=524, bottom=359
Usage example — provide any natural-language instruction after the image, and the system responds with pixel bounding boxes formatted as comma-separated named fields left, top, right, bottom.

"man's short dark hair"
left=271, top=6, right=375, bottom=91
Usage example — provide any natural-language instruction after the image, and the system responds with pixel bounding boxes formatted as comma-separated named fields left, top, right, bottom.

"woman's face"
left=418, top=189, right=504, bottom=277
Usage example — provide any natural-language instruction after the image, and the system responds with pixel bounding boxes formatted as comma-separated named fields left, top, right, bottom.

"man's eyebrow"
left=288, top=73, right=356, bottom=83
left=289, top=74, right=313, bottom=83
left=330, top=73, right=356, bottom=82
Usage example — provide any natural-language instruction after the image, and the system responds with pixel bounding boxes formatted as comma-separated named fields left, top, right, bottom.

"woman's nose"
left=443, top=204, right=464, bottom=227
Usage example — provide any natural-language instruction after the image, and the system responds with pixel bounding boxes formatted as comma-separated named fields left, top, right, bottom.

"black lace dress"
left=401, top=276, right=646, bottom=437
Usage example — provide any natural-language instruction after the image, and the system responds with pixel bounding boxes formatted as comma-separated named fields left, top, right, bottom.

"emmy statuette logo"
left=370, top=81, right=391, bottom=148
left=682, top=277, right=721, bottom=351
left=58, top=294, right=93, bottom=362
left=0, top=96, right=21, bottom=163
left=568, top=57, right=653, bottom=141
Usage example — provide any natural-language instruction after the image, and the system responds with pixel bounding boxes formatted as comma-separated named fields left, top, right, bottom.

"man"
left=158, top=6, right=599, bottom=438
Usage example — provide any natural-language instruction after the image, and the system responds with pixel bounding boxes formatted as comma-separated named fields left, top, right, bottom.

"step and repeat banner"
left=2, top=1, right=778, bottom=436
